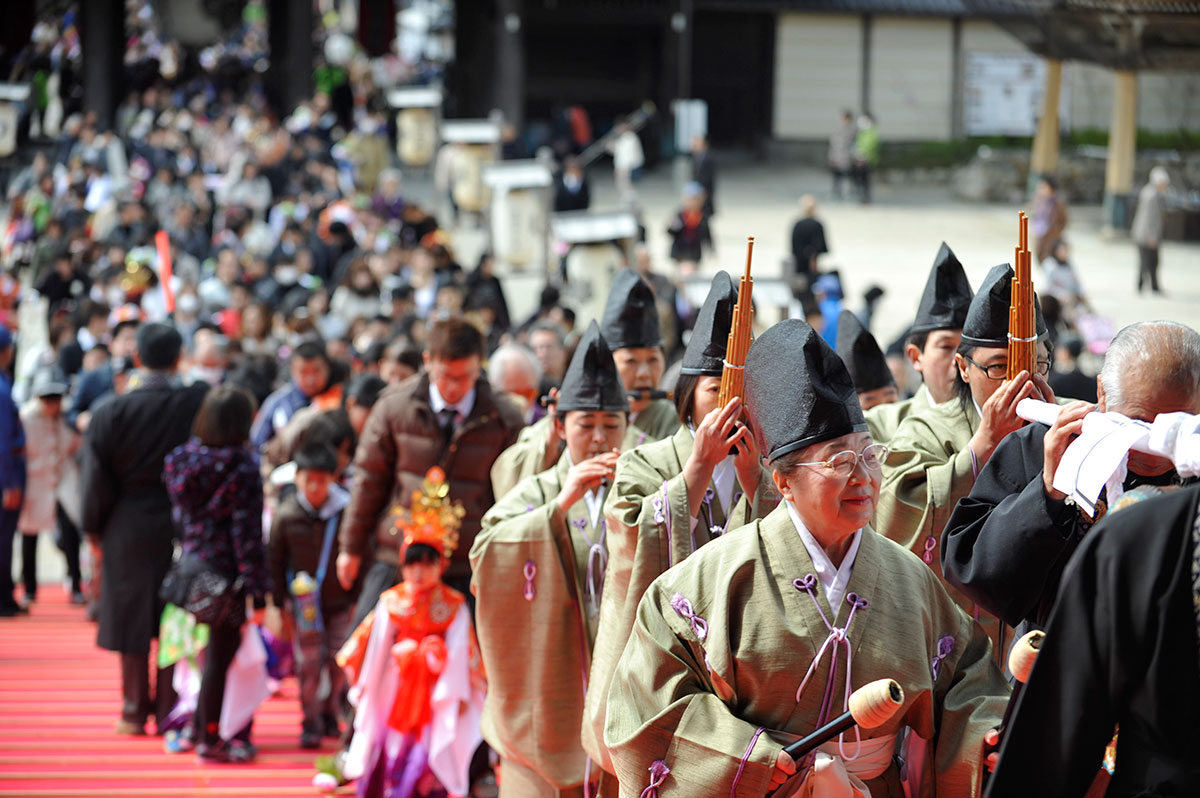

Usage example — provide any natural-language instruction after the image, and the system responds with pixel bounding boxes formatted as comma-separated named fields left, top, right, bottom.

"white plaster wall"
left=773, top=14, right=863, bottom=139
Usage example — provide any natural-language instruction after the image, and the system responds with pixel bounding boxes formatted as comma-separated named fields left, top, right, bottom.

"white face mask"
left=275, top=266, right=299, bottom=286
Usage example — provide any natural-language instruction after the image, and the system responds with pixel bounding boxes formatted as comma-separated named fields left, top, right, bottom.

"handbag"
left=160, top=549, right=244, bottom=627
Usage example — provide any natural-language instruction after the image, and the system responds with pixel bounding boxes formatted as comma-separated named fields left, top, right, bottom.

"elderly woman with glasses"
left=873, top=264, right=1059, bottom=661
left=604, top=319, right=1008, bottom=798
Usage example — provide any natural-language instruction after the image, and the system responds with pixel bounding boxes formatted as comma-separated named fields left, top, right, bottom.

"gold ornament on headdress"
left=392, top=466, right=465, bottom=560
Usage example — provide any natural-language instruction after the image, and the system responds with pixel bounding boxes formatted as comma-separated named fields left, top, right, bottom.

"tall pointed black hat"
left=745, top=319, right=867, bottom=464
left=600, top=268, right=663, bottom=351
left=911, top=243, right=974, bottom=334
left=556, top=321, right=630, bottom=413
left=835, top=310, right=896, bottom=393
left=960, top=263, right=1047, bottom=348
left=680, top=271, right=737, bottom=376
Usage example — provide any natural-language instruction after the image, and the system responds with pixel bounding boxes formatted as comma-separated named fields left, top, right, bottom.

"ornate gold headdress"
left=392, top=467, right=465, bottom=560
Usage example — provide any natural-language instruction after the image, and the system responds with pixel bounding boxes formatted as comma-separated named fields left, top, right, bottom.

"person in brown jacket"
left=335, top=317, right=523, bottom=622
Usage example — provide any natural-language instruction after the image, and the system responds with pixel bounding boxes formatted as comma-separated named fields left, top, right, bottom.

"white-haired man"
left=488, top=344, right=543, bottom=426
left=943, top=320, right=1200, bottom=629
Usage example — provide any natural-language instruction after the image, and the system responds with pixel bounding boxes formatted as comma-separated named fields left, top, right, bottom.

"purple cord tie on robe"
left=730, top=727, right=766, bottom=797
left=931, top=634, right=955, bottom=679
left=523, top=559, right=537, bottom=601
left=670, top=593, right=709, bottom=642
left=922, top=536, right=938, bottom=564
left=640, top=760, right=670, bottom=798
left=792, top=574, right=871, bottom=762
left=573, top=517, right=608, bottom=615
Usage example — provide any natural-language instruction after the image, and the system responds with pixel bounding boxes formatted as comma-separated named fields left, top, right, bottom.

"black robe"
left=986, top=484, right=1200, bottom=798
left=81, top=381, right=208, bottom=654
left=941, top=422, right=1184, bottom=629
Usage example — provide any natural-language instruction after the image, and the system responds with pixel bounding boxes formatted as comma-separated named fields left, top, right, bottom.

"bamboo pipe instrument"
left=1007, top=212, right=1038, bottom=380
left=718, top=237, right=755, bottom=409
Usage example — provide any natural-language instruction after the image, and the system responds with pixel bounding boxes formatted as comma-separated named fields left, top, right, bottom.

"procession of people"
left=3, top=4, right=1200, bottom=798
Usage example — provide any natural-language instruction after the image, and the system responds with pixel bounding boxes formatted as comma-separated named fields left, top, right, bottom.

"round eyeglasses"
left=792, top=443, right=889, bottom=477
left=963, top=355, right=1052, bottom=380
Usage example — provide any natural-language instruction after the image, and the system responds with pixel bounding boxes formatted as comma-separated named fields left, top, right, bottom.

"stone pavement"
left=429, top=157, right=1200, bottom=355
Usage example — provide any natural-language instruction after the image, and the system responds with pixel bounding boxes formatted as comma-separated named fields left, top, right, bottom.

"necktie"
left=439, top=407, right=457, bottom=452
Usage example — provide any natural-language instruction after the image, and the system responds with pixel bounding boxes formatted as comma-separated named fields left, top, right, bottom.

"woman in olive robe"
left=471, top=322, right=629, bottom=798
left=582, top=273, right=777, bottom=787
left=874, top=264, right=1056, bottom=661
left=605, top=320, right=1008, bottom=798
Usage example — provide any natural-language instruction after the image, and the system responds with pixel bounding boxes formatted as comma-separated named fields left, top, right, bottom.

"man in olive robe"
left=874, top=264, right=1055, bottom=660
left=605, top=320, right=1007, bottom=797
left=866, top=243, right=973, bottom=444
left=491, top=269, right=679, bottom=499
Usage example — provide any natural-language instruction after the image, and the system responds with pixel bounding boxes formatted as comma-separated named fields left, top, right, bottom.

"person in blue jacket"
left=0, top=325, right=28, bottom=617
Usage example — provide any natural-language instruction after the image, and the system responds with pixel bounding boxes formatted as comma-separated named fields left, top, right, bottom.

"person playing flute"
left=470, top=321, right=629, bottom=798
left=581, top=271, right=777, bottom=793
left=874, top=263, right=1056, bottom=661
left=865, top=243, right=974, bottom=445
left=490, top=269, right=679, bottom=500
left=942, top=320, right=1200, bottom=631
left=604, top=319, right=1008, bottom=797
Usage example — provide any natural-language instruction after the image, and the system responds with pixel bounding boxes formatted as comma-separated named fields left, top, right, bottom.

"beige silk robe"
left=865, top=386, right=932, bottom=445
left=872, top=399, right=1014, bottom=660
left=490, top=399, right=681, bottom=500
left=582, top=425, right=778, bottom=777
left=471, top=456, right=609, bottom=795
left=605, top=506, right=1008, bottom=798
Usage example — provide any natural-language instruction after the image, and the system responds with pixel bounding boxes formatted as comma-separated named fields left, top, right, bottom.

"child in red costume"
left=337, top=468, right=484, bottom=798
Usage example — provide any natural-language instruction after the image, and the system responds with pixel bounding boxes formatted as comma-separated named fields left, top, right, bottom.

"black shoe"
left=300, top=729, right=323, bottom=749
left=321, top=713, right=340, bottom=738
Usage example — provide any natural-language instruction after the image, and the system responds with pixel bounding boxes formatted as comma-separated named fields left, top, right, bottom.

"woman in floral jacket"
left=164, top=384, right=269, bottom=763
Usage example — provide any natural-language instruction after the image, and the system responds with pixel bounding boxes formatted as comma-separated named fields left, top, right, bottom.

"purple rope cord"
left=523, top=559, right=537, bottom=601
left=922, top=536, right=937, bottom=564
left=931, top=634, right=955, bottom=680
left=670, top=593, right=708, bottom=642
left=640, top=760, right=670, bottom=798
left=653, top=481, right=673, bottom=569
left=573, top=517, right=608, bottom=615
left=730, top=726, right=766, bottom=797
left=792, top=574, right=870, bottom=762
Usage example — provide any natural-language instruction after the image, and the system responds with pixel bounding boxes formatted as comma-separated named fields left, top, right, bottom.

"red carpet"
left=0, top=590, right=349, bottom=797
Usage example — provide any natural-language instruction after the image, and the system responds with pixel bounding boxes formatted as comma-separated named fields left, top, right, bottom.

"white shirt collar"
left=296, top=482, right=351, bottom=520
left=429, top=381, right=476, bottom=422
left=920, top=383, right=938, bottom=406
left=784, top=499, right=862, bottom=611
left=583, top=484, right=606, bottom=529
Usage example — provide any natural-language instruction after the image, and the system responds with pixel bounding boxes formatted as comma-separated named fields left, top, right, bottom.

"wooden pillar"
left=860, top=14, right=873, bottom=114
left=950, top=17, right=965, bottom=139
left=494, top=0, right=525, bottom=128
left=80, top=0, right=124, bottom=130
left=1103, top=70, right=1138, bottom=229
left=267, top=0, right=313, bottom=117
left=1027, top=58, right=1062, bottom=195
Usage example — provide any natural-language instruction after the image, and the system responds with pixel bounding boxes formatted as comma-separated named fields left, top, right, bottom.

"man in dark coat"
left=691, top=135, right=716, bottom=216
left=987, top=483, right=1200, bottom=798
left=942, top=321, right=1200, bottom=630
left=552, top=156, right=591, bottom=213
left=336, top=317, right=523, bottom=624
left=80, top=323, right=208, bottom=735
